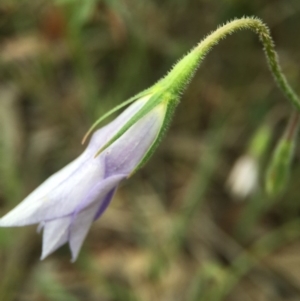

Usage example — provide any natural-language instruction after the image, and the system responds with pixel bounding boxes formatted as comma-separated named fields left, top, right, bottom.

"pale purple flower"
left=0, top=95, right=167, bottom=261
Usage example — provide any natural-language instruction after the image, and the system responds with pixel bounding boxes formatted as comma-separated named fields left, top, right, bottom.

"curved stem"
left=165, top=17, right=300, bottom=111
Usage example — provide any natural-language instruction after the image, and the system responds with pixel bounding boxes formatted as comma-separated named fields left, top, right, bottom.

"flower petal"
left=88, top=96, right=150, bottom=153
left=93, top=188, right=116, bottom=221
left=40, top=216, right=71, bottom=260
left=0, top=170, right=123, bottom=226
left=68, top=175, right=124, bottom=261
left=69, top=202, right=99, bottom=262
left=104, top=104, right=165, bottom=176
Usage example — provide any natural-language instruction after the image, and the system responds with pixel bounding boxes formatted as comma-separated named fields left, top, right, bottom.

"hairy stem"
left=167, top=17, right=300, bottom=111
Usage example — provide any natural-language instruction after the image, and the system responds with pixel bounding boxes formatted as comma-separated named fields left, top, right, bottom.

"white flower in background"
left=226, top=155, right=259, bottom=199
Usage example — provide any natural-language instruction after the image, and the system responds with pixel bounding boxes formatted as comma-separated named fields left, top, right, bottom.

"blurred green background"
left=1, top=0, right=300, bottom=300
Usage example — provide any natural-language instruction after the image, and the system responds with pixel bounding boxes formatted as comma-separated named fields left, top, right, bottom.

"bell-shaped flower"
left=0, top=20, right=228, bottom=261
left=0, top=95, right=168, bottom=261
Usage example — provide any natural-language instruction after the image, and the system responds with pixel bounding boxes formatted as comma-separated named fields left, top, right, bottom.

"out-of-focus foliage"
left=1, top=0, right=300, bottom=300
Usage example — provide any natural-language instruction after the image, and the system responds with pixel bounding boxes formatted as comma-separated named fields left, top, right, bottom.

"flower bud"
left=265, top=138, right=295, bottom=197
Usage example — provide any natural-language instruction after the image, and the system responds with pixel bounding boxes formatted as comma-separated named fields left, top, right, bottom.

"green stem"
left=284, top=111, right=300, bottom=141
left=164, top=17, right=300, bottom=110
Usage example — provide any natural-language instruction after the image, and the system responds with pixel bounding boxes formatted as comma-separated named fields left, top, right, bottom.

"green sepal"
left=129, top=95, right=179, bottom=176
left=82, top=87, right=154, bottom=144
left=265, top=138, right=295, bottom=197
left=93, top=90, right=172, bottom=157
